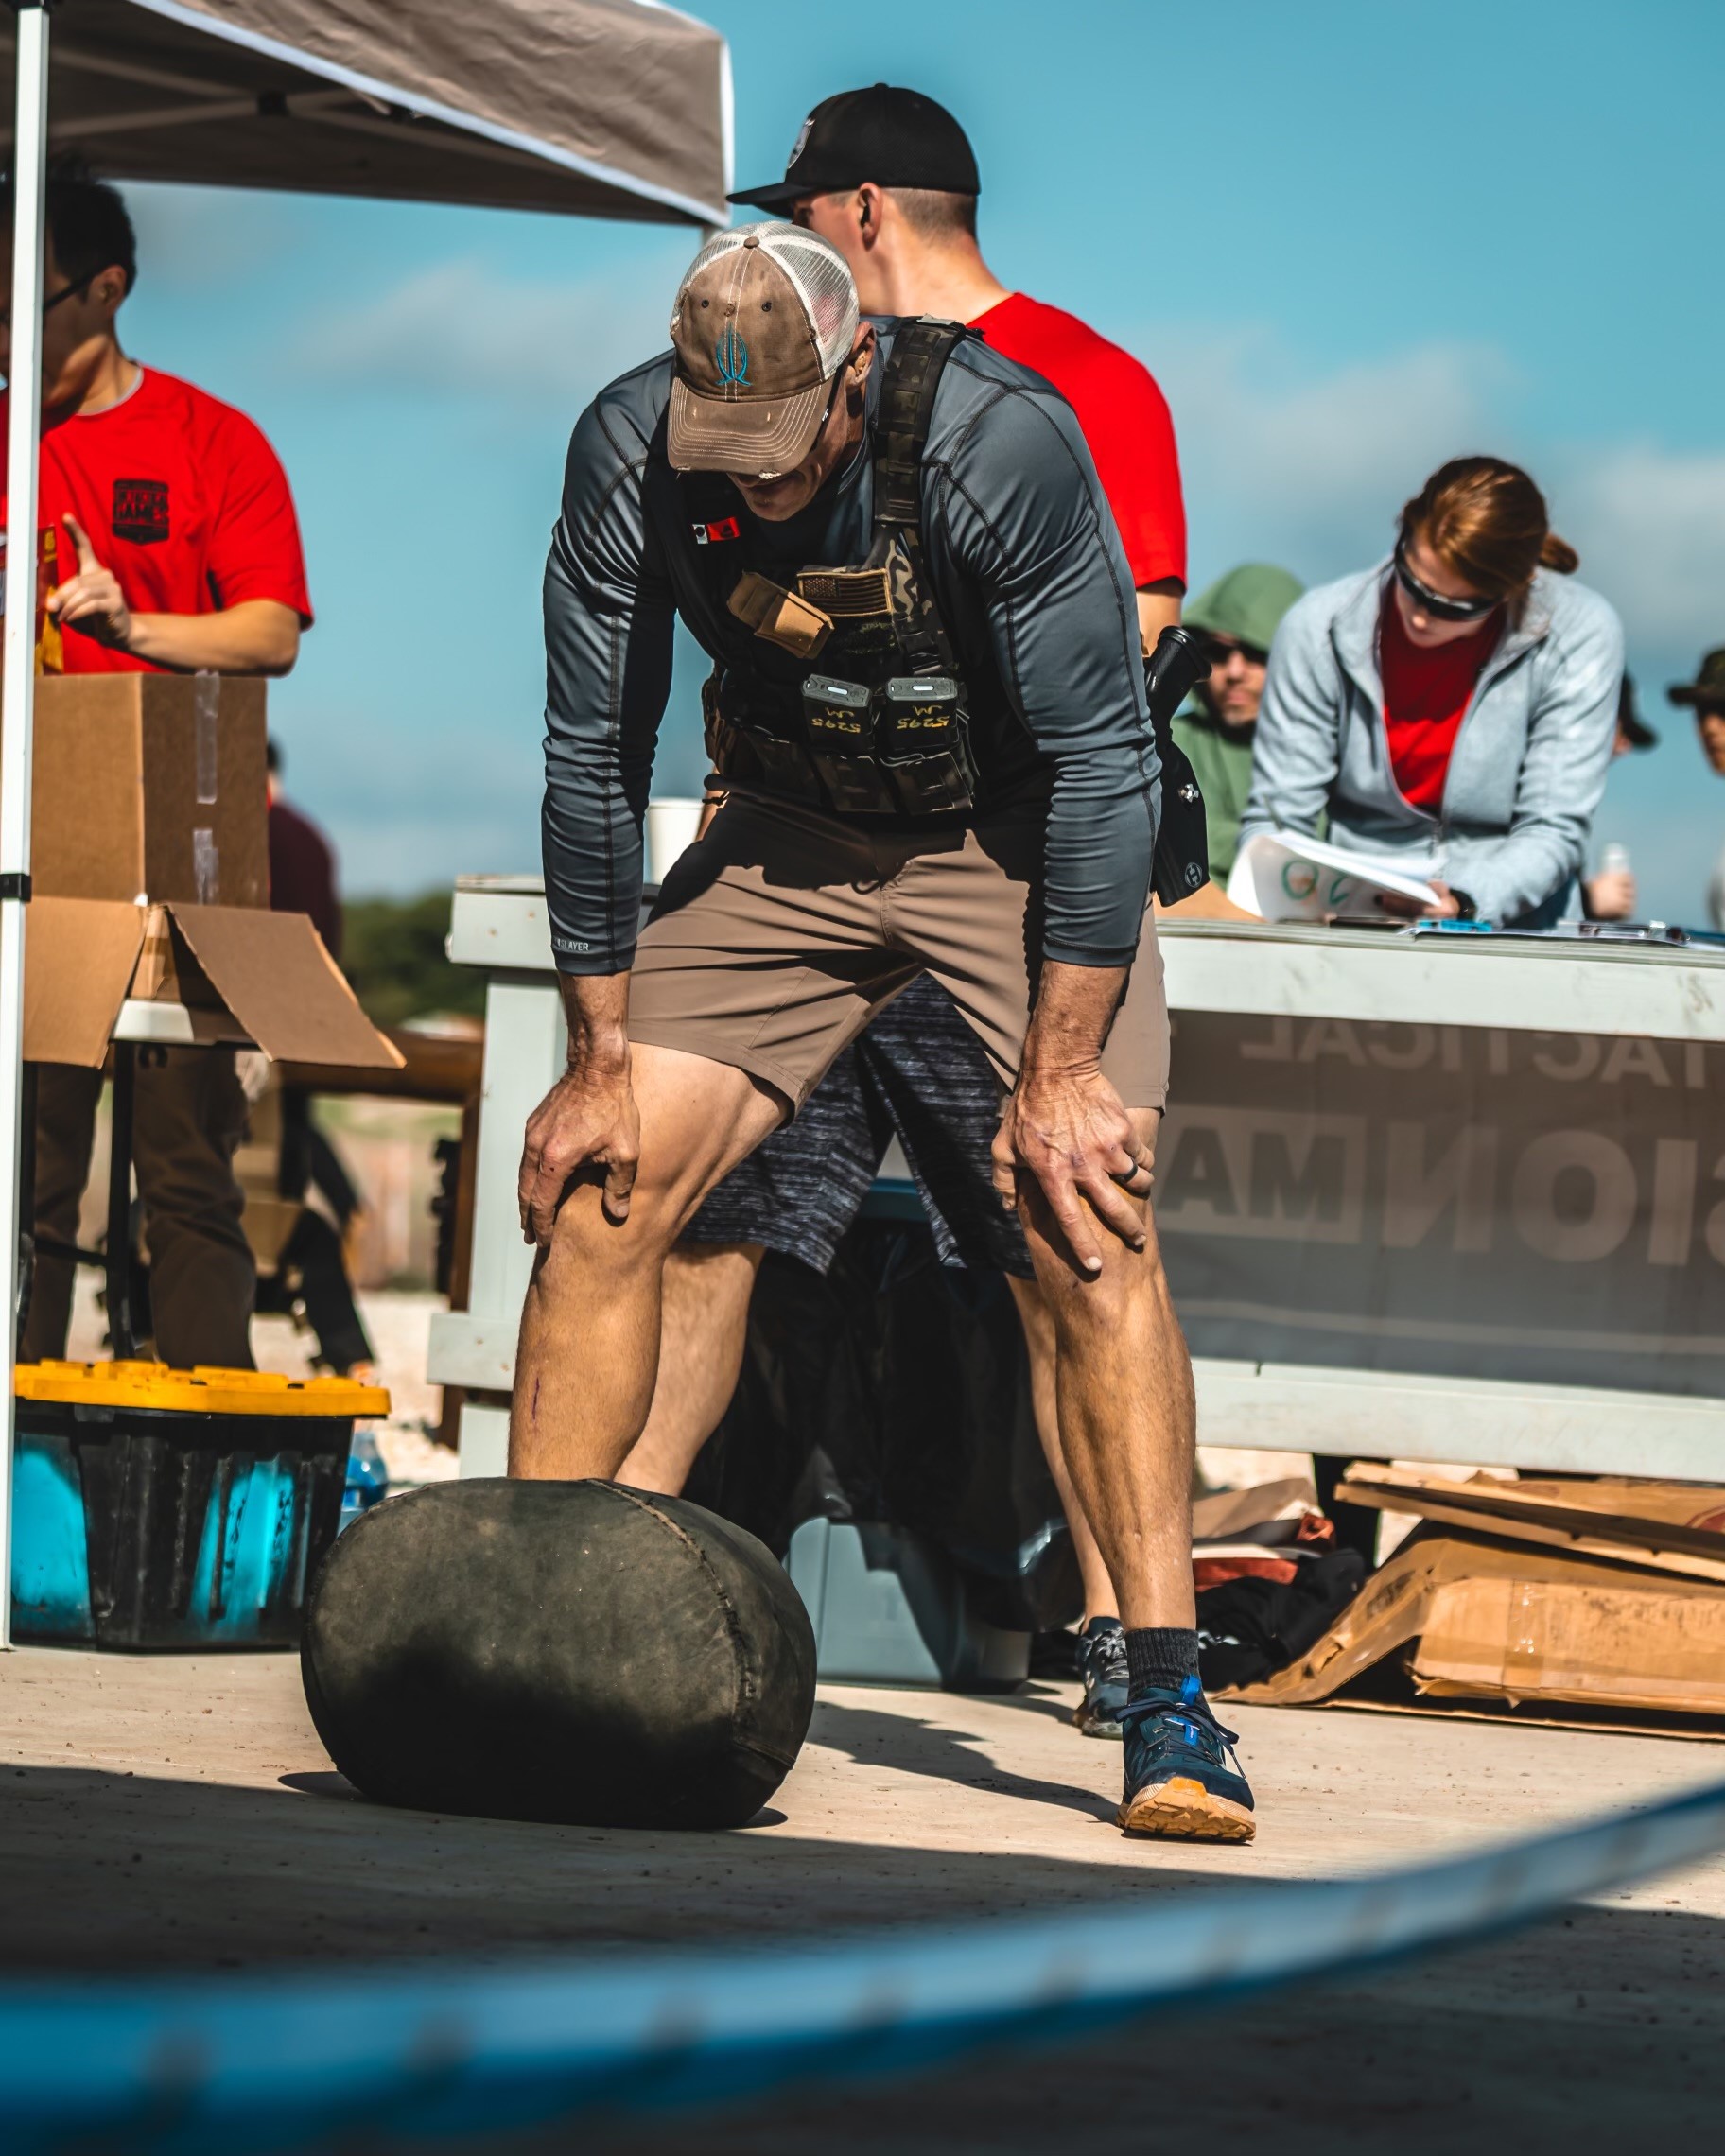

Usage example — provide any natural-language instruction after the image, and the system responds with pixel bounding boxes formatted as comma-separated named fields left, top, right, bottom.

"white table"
left=429, top=879, right=1725, bottom=1481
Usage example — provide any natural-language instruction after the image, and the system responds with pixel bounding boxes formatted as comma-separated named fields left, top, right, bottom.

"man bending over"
left=621, top=84, right=1193, bottom=1746
left=513, top=223, right=1255, bottom=1842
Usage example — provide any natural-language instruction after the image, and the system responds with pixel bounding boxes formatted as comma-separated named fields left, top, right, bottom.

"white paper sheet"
left=1227, top=829, right=1440, bottom=922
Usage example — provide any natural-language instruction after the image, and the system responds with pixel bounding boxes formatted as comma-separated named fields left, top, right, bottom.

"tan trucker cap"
left=667, top=222, right=860, bottom=477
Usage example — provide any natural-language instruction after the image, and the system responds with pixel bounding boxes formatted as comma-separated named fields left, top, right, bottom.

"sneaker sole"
left=1074, top=1711, right=1124, bottom=1741
left=1117, top=1776, right=1257, bottom=1843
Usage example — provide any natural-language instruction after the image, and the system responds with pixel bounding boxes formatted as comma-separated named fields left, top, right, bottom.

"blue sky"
left=113, top=0, right=1725, bottom=915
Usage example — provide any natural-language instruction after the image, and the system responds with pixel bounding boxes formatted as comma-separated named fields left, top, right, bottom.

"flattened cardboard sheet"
left=1192, top=1476, right=1316, bottom=1543
left=1337, top=1467, right=1725, bottom=1586
left=1322, top=1696, right=1725, bottom=1745
left=23, top=898, right=145, bottom=1068
left=168, top=906, right=402, bottom=1069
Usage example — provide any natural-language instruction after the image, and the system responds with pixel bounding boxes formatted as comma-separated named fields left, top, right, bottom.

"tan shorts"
left=628, top=788, right=1170, bottom=1115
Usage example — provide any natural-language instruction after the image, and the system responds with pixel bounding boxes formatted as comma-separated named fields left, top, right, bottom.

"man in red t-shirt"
left=760, top=109, right=1186, bottom=647
left=8, top=170, right=312, bottom=1370
left=618, top=91, right=1240, bottom=1821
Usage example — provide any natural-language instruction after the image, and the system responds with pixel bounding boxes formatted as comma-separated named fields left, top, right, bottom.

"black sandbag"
left=302, top=1478, right=817, bottom=1829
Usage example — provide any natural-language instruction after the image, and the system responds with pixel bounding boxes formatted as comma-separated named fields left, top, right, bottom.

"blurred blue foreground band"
left=3, top=1777, right=1723, bottom=2153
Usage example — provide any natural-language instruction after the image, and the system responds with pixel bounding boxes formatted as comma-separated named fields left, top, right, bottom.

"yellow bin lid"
left=13, top=1360, right=391, bottom=1419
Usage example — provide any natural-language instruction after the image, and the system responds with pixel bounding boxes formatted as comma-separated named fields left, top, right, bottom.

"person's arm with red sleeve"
left=49, top=407, right=310, bottom=675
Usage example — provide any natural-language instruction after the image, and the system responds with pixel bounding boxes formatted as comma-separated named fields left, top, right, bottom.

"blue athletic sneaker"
left=1117, top=1676, right=1256, bottom=1842
left=1072, top=1618, right=1129, bottom=1740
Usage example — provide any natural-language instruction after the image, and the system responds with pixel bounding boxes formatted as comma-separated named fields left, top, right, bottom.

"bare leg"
left=510, top=1046, right=782, bottom=1479
left=1018, top=1110, right=1194, bottom=1631
left=619, top=1241, right=764, bottom=1494
left=1005, top=1271, right=1120, bottom=1623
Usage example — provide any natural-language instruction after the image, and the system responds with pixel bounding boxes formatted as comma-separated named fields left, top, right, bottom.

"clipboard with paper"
left=1226, top=829, right=1439, bottom=921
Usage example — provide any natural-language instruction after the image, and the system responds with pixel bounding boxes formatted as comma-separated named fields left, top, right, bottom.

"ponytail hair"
left=1539, top=530, right=1579, bottom=576
left=1400, top=456, right=1577, bottom=613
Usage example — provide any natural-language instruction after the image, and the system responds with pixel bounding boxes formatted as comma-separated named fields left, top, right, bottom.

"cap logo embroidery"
left=788, top=114, right=813, bottom=166
left=715, top=324, right=750, bottom=385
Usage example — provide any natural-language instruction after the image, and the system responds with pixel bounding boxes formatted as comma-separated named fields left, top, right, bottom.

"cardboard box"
left=13, top=674, right=268, bottom=907
left=1412, top=1566, right=1725, bottom=1716
left=24, top=897, right=402, bottom=1072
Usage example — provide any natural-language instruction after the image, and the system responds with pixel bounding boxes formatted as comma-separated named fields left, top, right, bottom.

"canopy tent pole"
left=0, top=0, right=51, bottom=1650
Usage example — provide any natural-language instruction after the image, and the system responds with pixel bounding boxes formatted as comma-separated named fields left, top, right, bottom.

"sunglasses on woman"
left=1393, top=544, right=1497, bottom=622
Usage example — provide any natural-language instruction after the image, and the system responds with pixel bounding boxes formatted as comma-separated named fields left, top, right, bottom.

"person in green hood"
left=1173, top=563, right=1304, bottom=878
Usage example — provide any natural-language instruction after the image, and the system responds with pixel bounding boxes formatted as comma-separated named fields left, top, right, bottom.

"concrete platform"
left=3, top=1648, right=1723, bottom=2150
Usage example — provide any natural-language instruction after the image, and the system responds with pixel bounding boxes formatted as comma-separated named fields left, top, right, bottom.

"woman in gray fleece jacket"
left=1239, top=457, right=1623, bottom=926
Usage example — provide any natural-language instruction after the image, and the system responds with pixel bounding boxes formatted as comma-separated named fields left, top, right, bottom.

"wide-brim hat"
left=1667, top=646, right=1725, bottom=708
left=666, top=223, right=859, bottom=477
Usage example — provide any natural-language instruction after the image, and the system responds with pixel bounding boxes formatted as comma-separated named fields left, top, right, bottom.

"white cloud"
left=1123, top=321, right=1725, bottom=666
left=1126, top=322, right=1513, bottom=586
left=289, top=252, right=688, bottom=402
left=1554, top=440, right=1725, bottom=652
left=127, top=183, right=309, bottom=292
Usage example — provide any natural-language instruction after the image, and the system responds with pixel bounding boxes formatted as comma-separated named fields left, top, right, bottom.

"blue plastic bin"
left=11, top=1362, right=389, bottom=1650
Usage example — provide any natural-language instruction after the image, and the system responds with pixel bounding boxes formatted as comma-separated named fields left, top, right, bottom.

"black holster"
left=1143, top=625, right=1213, bottom=905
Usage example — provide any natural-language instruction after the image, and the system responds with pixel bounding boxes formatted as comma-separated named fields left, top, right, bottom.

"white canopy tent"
left=0, top=0, right=732, bottom=1643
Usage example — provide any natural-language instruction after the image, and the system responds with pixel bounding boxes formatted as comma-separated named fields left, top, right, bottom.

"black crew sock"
left=1125, top=1626, right=1201, bottom=1700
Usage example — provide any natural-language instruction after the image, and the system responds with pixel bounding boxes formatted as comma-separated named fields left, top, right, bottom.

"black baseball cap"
left=728, top=84, right=980, bottom=212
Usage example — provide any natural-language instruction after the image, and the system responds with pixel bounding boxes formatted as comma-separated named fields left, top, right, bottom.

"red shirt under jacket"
left=1378, top=591, right=1502, bottom=812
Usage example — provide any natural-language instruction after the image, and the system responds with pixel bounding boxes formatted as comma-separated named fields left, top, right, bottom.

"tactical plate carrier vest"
left=683, top=318, right=980, bottom=819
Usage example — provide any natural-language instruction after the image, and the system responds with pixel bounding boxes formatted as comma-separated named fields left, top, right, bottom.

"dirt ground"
left=2, top=1647, right=1723, bottom=2152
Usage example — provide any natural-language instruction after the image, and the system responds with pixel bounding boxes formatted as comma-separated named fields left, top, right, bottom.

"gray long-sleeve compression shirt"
left=541, top=321, right=1159, bottom=974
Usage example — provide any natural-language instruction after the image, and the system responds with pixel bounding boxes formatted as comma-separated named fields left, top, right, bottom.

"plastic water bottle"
left=340, top=1427, right=389, bottom=1533
left=1602, top=843, right=1631, bottom=878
